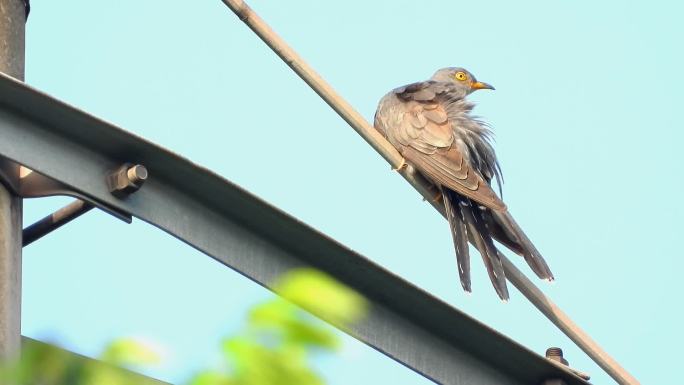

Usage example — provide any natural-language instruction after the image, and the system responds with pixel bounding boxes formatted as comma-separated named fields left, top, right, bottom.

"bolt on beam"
left=22, top=163, right=147, bottom=247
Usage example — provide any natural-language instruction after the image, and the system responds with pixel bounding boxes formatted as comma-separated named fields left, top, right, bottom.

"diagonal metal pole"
left=0, top=0, right=26, bottom=362
left=22, top=200, right=94, bottom=247
left=218, top=1, right=640, bottom=384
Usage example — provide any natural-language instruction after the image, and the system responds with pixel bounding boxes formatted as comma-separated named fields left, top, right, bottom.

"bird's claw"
left=432, top=191, right=443, bottom=203
left=421, top=188, right=444, bottom=203
left=392, top=158, right=407, bottom=172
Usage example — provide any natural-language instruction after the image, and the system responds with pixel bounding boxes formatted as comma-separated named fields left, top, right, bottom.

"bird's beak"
left=471, top=81, right=495, bottom=91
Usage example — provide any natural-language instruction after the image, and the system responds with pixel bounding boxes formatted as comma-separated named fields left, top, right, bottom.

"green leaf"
left=189, top=371, right=234, bottom=385
left=280, top=318, right=339, bottom=350
left=273, top=268, right=369, bottom=328
left=221, top=338, right=325, bottom=385
left=249, top=299, right=297, bottom=328
left=100, top=338, right=161, bottom=367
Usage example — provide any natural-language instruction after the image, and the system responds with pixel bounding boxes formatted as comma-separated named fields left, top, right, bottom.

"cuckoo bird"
left=374, top=67, right=553, bottom=300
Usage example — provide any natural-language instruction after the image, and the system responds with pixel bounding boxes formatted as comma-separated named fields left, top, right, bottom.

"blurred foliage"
left=0, top=337, right=161, bottom=385
left=272, top=269, right=368, bottom=330
left=188, top=268, right=368, bottom=385
left=100, top=338, right=161, bottom=367
left=0, top=268, right=368, bottom=385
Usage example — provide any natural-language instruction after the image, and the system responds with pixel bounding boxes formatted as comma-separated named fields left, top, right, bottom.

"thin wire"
left=218, top=1, right=640, bottom=384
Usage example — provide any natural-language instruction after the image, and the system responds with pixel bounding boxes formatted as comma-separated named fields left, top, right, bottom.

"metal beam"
left=0, top=0, right=25, bottom=362
left=0, top=74, right=587, bottom=385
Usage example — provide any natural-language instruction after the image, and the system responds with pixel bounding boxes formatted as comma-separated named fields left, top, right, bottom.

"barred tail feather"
left=491, top=210, right=554, bottom=281
left=445, top=189, right=509, bottom=300
left=442, top=187, right=471, bottom=292
left=461, top=198, right=509, bottom=300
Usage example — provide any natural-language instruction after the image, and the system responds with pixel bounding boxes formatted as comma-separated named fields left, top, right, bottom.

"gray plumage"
left=374, top=67, right=553, bottom=300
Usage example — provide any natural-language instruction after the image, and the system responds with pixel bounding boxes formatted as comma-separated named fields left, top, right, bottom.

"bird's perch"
left=218, top=1, right=640, bottom=384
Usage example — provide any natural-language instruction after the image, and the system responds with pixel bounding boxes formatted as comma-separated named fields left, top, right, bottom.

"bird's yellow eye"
left=454, top=71, right=467, bottom=81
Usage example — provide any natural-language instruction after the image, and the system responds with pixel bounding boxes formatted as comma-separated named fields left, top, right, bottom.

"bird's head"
left=430, top=67, right=495, bottom=94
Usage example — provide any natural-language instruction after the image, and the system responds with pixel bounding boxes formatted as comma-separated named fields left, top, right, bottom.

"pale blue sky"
left=19, top=1, right=681, bottom=384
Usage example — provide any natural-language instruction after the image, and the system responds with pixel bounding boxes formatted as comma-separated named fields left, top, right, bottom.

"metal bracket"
left=0, top=156, right=132, bottom=223
left=19, top=162, right=147, bottom=247
left=0, top=158, right=152, bottom=246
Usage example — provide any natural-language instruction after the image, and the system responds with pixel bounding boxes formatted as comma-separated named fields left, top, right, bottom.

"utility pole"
left=0, top=0, right=26, bottom=360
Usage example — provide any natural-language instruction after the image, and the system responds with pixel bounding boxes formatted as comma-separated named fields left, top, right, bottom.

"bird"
left=374, top=67, right=553, bottom=300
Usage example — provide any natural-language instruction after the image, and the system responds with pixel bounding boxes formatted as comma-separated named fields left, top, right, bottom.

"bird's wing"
left=376, top=82, right=506, bottom=211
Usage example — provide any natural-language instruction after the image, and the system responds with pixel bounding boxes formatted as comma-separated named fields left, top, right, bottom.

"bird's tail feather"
left=462, top=198, right=509, bottom=300
left=443, top=189, right=509, bottom=300
left=441, top=187, right=471, bottom=292
left=490, top=210, right=554, bottom=281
